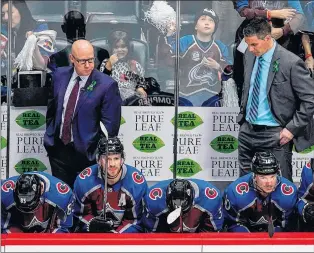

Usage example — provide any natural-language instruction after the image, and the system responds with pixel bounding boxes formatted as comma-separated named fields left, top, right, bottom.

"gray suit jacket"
left=237, top=43, right=314, bottom=152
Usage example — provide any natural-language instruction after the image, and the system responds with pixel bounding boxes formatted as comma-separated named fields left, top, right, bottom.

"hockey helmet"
left=251, top=151, right=280, bottom=175
left=166, top=179, right=195, bottom=213
left=14, top=174, right=42, bottom=212
left=97, top=136, right=124, bottom=159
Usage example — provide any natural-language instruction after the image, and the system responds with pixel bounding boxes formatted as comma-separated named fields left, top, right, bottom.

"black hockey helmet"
left=97, top=136, right=124, bottom=159
left=166, top=179, right=195, bottom=213
left=251, top=151, right=280, bottom=175
left=14, top=174, right=42, bottom=212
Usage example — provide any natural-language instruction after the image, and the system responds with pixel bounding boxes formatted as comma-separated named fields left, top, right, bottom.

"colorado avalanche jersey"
left=143, top=179, right=223, bottom=232
left=1, top=172, right=74, bottom=233
left=73, top=164, right=147, bottom=233
left=297, top=161, right=314, bottom=217
left=223, top=173, right=297, bottom=232
left=166, top=35, right=230, bottom=106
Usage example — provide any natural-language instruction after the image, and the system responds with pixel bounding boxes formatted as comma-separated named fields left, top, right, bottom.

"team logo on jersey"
left=56, top=182, right=70, bottom=194
left=149, top=188, right=163, bottom=200
left=79, top=167, right=92, bottom=179
left=132, top=172, right=144, bottom=184
left=205, top=187, right=218, bottom=199
left=305, top=162, right=311, bottom=169
left=191, top=51, right=200, bottom=61
left=2, top=180, right=15, bottom=192
left=236, top=182, right=249, bottom=195
left=281, top=183, right=294, bottom=195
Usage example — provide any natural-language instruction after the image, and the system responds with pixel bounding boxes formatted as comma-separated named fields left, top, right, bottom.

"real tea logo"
left=14, top=158, right=47, bottom=174
left=293, top=145, right=314, bottom=154
left=169, top=158, right=202, bottom=177
left=15, top=110, right=45, bottom=130
left=171, top=111, right=203, bottom=130
left=132, top=134, right=165, bottom=153
left=210, top=134, right=238, bottom=153
left=1, top=136, right=7, bottom=149
left=120, top=116, right=126, bottom=125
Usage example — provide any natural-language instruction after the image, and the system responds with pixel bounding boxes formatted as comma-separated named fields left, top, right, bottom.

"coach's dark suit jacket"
left=237, top=43, right=314, bottom=152
left=44, top=66, right=122, bottom=161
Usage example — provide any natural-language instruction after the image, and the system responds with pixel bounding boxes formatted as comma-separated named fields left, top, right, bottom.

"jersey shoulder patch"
left=235, top=182, right=250, bottom=195
left=79, top=167, right=92, bottom=180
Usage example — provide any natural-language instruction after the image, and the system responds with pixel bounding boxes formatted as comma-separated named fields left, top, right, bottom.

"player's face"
left=99, top=153, right=123, bottom=178
left=2, top=4, right=21, bottom=28
left=195, top=16, right=215, bottom=35
left=245, top=35, right=272, bottom=56
left=113, top=40, right=128, bottom=59
left=255, top=174, right=277, bottom=194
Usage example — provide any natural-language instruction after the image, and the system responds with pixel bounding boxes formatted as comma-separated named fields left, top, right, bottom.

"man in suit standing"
left=44, top=40, right=122, bottom=188
left=48, top=10, right=111, bottom=75
left=237, top=18, right=314, bottom=182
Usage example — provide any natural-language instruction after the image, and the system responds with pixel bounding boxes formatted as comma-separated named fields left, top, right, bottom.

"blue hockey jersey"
left=142, top=179, right=223, bottom=232
left=165, top=34, right=231, bottom=106
left=1, top=172, right=74, bottom=233
left=73, top=163, right=147, bottom=233
left=297, top=161, right=314, bottom=218
left=223, top=173, right=297, bottom=232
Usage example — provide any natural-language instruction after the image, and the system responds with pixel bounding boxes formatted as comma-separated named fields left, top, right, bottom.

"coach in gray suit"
left=237, top=18, right=314, bottom=182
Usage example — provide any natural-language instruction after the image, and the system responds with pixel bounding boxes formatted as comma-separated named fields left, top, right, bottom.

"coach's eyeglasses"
left=72, top=55, right=95, bottom=65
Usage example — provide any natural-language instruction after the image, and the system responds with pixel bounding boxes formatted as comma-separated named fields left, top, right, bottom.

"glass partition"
left=0, top=0, right=313, bottom=186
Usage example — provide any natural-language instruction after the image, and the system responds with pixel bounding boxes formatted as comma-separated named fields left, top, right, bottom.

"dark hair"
left=243, top=17, right=271, bottom=39
left=108, top=30, right=131, bottom=54
left=1, top=0, right=37, bottom=53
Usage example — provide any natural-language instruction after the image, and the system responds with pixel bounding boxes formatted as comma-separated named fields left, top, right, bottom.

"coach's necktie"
left=61, top=76, right=81, bottom=145
left=247, top=56, right=264, bottom=123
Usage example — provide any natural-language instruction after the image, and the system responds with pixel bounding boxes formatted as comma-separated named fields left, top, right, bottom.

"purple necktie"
left=61, top=76, right=81, bottom=145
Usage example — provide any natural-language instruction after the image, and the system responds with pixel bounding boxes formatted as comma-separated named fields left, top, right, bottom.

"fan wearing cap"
left=142, top=178, right=223, bottom=233
left=223, top=151, right=297, bottom=235
left=73, top=136, right=147, bottom=233
left=159, top=8, right=231, bottom=106
left=1, top=172, right=74, bottom=233
left=297, top=159, right=314, bottom=231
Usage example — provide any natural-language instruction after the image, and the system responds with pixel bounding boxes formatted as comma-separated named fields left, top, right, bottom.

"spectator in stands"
left=48, top=11, right=110, bottom=74
left=237, top=18, right=314, bottom=182
left=99, top=30, right=148, bottom=105
left=158, top=8, right=231, bottom=107
left=302, top=1, right=314, bottom=76
left=232, top=0, right=305, bottom=103
left=1, top=0, right=54, bottom=97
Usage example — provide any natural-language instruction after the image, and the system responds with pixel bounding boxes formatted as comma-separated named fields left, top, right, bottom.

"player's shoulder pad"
left=190, top=179, right=222, bottom=212
left=122, top=164, right=147, bottom=201
left=1, top=176, right=19, bottom=209
left=224, top=174, right=255, bottom=209
left=228, top=174, right=252, bottom=196
left=37, top=172, right=73, bottom=212
left=301, top=161, right=313, bottom=183
left=144, top=179, right=172, bottom=216
left=74, top=165, right=99, bottom=194
left=274, top=177, right=297, bottom=209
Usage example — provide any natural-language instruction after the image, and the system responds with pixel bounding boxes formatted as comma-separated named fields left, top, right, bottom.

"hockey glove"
left=87, top=217, right=115, bottom=233
left=303, top=204, right=314, bottom=225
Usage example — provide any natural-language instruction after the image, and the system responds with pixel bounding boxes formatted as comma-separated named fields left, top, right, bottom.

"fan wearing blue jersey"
left=73, top=136, right=148, bottom=233
left=1, top=172, right=74, bottom=233
left=142, top=178, right=223, bottom=232
left=159, top=8, right=231, bottom=106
